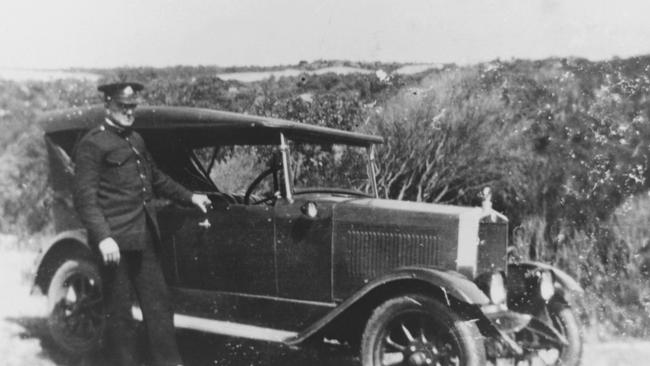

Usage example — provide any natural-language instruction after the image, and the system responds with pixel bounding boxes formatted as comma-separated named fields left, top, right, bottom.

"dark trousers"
left=102, top=226, right=182, bottom=366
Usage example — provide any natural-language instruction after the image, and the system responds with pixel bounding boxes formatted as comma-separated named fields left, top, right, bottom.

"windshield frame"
left=185, top=132, right=379, bottom=202
left=281, top=132, right=378, bottom=201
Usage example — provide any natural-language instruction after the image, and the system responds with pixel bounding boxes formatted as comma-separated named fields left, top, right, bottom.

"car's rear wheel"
left=47, top=258, right=104, bottom=355
left=360, top=294, right=486, bottom=366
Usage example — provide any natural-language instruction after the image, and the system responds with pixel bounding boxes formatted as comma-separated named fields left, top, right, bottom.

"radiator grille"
left=347, top=229, right=439, bottom=278
left=477, top=222, right=508, bottom=273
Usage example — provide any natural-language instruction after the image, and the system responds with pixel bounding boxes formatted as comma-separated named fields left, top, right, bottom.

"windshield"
left=191, top=141, right=375, bottom=200
left=289, top=141, right=373, bottom=195
left=193, top=145, right=279, bottom=196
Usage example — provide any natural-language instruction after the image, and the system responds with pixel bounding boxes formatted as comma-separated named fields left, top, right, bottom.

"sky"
left=2, top=0, right=650, bottom=69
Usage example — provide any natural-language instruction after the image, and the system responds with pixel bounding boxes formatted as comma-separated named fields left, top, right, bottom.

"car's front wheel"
left=548, top=304, right=582, bottom=366
left=512, top=302, right=583, bottom=366
left=47, top=258, right=105, bottom=355
left=531, top=304, right=582, bottom=366
left=360, top=294, right=486, bottom=366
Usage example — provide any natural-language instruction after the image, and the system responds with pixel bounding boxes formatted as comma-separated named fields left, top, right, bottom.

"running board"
left=131, top=307, right=298, bottom=343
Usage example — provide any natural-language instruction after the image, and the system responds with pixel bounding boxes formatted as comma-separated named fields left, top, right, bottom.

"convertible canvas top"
left=39, top=105, right=384, bottom=146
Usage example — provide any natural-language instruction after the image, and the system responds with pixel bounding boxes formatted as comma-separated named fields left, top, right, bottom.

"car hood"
left=330, top=197, right=490, bottom=281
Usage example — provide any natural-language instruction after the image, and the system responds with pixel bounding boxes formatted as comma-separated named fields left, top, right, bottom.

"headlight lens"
left=539, top=270, right=555, bottom=301
left=489, top=272, right=507, bottom=304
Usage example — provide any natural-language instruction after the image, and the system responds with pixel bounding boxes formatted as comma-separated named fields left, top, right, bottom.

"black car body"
left=33, top=105, right=584, bottom=366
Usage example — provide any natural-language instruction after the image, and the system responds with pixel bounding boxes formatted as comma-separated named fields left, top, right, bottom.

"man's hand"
left=99, top=237, right=120, bottom=265
left=191, top=193, right=211, bottom=213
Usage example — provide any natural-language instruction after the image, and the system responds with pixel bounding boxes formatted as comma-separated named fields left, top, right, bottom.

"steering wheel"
left=244, top=167, right=279, bottom=205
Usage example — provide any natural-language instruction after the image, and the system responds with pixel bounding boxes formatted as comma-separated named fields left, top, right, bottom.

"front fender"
left=32, top=229, right=90, bottom=294
left=508, top=261, right=583, bottom=294
left=394, top=266, right=491, bottom=304
left=286, top=266, right=489, bottom=345
left=506, top=261, right=583, bottom=314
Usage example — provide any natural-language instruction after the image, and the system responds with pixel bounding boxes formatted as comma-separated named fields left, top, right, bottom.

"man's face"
left=106, top=101, right=136, bottom=127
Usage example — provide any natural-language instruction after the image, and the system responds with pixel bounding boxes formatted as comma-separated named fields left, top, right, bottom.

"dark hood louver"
left=346, top=228, right=440, bottom=279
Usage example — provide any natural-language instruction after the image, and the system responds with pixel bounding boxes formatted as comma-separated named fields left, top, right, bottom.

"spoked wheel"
left=361, top=294, right=485, bottom=366
left=47, top=259, right=105, bottom=355
left=549, top=305, right=582, bottom=366
left=514, top=303, right=582, bottom=366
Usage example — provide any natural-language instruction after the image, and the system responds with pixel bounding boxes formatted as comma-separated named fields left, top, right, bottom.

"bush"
left=368, top=67, right=532, bottom=211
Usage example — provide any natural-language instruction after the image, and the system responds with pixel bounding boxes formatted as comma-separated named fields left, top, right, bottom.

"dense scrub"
left=3, top=57, right=650, bottom=337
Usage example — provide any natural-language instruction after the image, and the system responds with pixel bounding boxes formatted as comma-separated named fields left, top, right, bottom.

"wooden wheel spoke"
left=79, top=277, right=88, bottom=296
left=382, top=351, right=405, bottom=366
left=419, top=319, right=428, bottom=343
left=400, top=322, right=415, bottom=342
left=449, top=355, right=459, bottom=366
left=385, top=335, right=407, bottom=351
left=65, top=282, right=78, bottom=303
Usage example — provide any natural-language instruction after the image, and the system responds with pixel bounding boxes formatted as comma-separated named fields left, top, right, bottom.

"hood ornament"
left=481, top=187, right=492, bottom=211
left=481, top=187, right=497, bottom=223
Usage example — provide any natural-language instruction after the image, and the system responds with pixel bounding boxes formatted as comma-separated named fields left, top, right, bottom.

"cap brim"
left=98, top=82, right=144, bottom=93
left=106, top=95, right=142, bottom=105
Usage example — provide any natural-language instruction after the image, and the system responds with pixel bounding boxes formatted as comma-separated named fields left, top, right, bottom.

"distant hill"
left=0, top=60, right=443, bottom=83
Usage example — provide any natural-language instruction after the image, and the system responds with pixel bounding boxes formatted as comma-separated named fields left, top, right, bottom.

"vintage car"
left=33, top=105, right=584, bottom=366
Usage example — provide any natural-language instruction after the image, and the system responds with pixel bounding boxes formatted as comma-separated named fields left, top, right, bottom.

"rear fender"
left=286, top=266, right=490, bottom=345
left=32, top=229, right=92, bottom=294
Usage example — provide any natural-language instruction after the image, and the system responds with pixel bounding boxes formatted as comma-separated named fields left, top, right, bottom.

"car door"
left=274, top=197, right=334, bottom=302
left=195, top=202, right=276, bottom=296
left=156, top=197, right=276, bottom=296
left=156, top=201, right=207, bottom=287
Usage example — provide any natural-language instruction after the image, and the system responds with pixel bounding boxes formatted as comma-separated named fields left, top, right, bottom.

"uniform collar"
left=103, top=118, right=133, bottom=138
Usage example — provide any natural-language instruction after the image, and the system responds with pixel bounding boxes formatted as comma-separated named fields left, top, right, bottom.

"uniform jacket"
left=73, top=121, right=193, bottom=251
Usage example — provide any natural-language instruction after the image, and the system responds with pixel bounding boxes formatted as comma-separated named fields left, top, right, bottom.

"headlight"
left=539, top=270, right=555, bottom=301
left=488, top=272, right=507, bottom=305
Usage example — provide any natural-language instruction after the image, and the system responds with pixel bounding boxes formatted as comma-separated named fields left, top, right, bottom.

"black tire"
left=47, top=258, right=105, bottom=355
left=548, top=305, right=582, bottom=366
left=360, top=294, right=486, bottom=366
left=515, top=304, right=583, bottom=366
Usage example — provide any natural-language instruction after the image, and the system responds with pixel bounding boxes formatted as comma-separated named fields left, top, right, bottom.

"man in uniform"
left=73, top=82, right=211, bottom=366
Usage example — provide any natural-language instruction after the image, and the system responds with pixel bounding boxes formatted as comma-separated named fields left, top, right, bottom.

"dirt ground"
left=2, top=248, right=650, bottom=366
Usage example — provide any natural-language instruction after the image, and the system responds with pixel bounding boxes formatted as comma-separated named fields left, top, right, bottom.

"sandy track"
left=0, top=250, right=56, bottom=366
left=2, top=248, right=649, bottom=366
